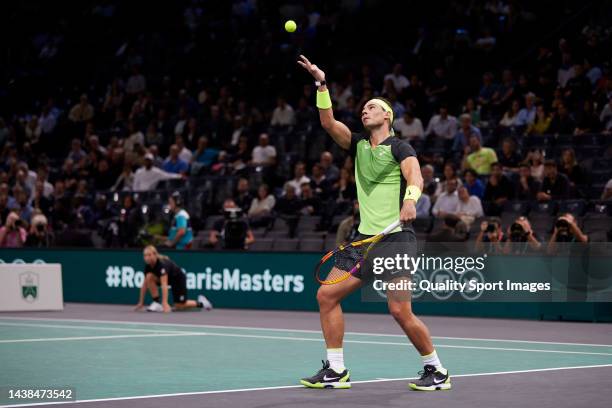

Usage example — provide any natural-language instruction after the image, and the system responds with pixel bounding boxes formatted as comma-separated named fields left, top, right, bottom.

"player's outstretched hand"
left=297, top=55, right=326, bottom=82
left=134, top=303, right=144, bottom=311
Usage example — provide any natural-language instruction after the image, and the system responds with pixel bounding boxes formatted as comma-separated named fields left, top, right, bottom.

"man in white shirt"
left=270, top=97, right=296, bottom=127
left=432, top=179, right=459, bottom=217
left=393, top=111, right=424, bottom=140
left=425, top=105, right=457, bottom=140
left=251, top=133, right=277, bottom=166
left=285, top=162, right=311, bottom=197
left=383, top=64, right=410, bottom=94
left=455, top=186, right=484, bottom=227
left=175, top=135, right=193, bottom=163
left=516, top=93, right=537, bottom=126
left=133, top=153, right=182, bottom=192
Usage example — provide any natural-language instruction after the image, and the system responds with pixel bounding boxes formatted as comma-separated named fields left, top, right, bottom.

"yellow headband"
left=366, top=98, right=395, bottom=135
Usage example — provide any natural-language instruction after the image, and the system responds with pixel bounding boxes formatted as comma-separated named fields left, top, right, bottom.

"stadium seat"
left=558, top=200, right=587, bottom=216
left=272, top=239, right=299, bottom=251
left=249, top=239, right=274, bottom=251
left=300, top=239, right=323, bottom=252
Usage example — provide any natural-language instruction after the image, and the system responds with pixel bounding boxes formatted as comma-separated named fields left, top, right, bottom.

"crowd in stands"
left=1, top=1, right=611, bottom=250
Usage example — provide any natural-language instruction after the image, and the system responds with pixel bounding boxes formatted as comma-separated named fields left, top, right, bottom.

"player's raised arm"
left=297, top=55, right=351, bottom=150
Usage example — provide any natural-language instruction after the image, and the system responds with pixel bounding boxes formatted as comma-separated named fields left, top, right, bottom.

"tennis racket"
left=314, top=220, right=401, bottom=285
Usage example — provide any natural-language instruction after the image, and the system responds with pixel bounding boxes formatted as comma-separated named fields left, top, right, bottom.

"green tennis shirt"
left=349, top=133, right=417, bottom=235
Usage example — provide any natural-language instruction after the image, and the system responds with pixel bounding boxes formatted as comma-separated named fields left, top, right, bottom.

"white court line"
left=0, top=333, right=206, bottom=344
left=1, top=321, right=612, bottom=356
left=2, top=363, right=612, bottom=408
left=1, top=316, right=611, bottom=348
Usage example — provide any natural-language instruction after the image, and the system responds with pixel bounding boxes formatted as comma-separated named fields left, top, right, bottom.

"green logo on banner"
left=20, top=272, right=39, bottom=303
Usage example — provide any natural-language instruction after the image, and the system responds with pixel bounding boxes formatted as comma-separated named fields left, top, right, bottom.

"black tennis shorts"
left=170, top=275, right=188, bottom=304
left=334, top=230, right=418, bottom=282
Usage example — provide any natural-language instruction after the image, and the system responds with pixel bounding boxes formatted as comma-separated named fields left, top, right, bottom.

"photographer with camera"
left=25, top=212, right=54, bottom=247
left=547, top=213, right=588, bottom=254
left=503, top=216, right=541, bottom=254
left=208, top=199, right=255, bottom=250
left=0, top=211, right=28, bottom=248
left=475, top=217, right=506, bottom=253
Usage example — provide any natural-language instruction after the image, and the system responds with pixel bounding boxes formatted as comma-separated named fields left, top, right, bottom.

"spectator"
left=14, top=188, right=33, bottom=223
left=515, top=163, right=540, bottom=200
left=124, top=121, right=144, bottom=153
left=574, top=99, right=601, bottom=134
left=560, top=148, right=586, bottom=196
left=416, top=194, right=431, bottom=218
left=537, top=160, right=570, bottom=201
left=548, top=103, right=576, bottom=135
left=93, top=159, right=115, bottom=190
left=25, top=212, right=53, bottom=247
left=125, top=66, right=146, bottom=96
left=67, top=138, right=87, bottom=163
left=426, top=67, right=449, bottom=106
left=248, top=184, right=275, bottom=228
left=174, top=135, right=193, bottom=163
left=483, top=162, right=514, bottom=215
left=493, top=69, right=516, bottom=110
left=393, top=111, right=424, bottom=140
left=276, top=184, right=301, bottom=237
left=270, top=97, right=295, bottom=127
left=0, top=211, right=27, bottom=248
left=68, top=94, right=94, bottom=123
left=299, top=183, right=321, bottom=216
left=336, top=201, right=360, bottom=246
left=133, top=153, right=182, bottom=191
left=30, top=181, right=53, bottom=216
left=425, top=105, right=457, bottom=140
left=383, top=64, right=410, bottom=95
left=319, top=151, right=340, bottom=184
left=435, top=163, right=463, bottom=198
left=463, top=134, right=498, bottom=176
left=498, top=138, right=522, bottom=173
left=499, top=99, right=521, bottom=127
left=251, top=133, right=276, bottom=166
left=310, top=163, right=330, bottom=199
left=452, top=114, right=482, bottom=157
left=162, top=145, right=189, bottom=175
left=528, top=105, right=552, bottom=135
left=421, top=164, right=438, bottom=197
left=564, top=64, right=592, bottom=105
left=463, top=169, right=485, bottom=200
left=0, top=194, right=8, bottom=223
left=463, top=98, right=481, bottom=127
left=165, top=192, right=193, bottom=249
left=432, top=178, right=459, bottom=218
left=601, top=178, right=612, bottom=201
left=478, top=72, right=497, bottom=112
left=455, top=186, right=484, bottom=228
left=234, top=177, right=253, bottom=213
left=599, top=98, right=612, bottom=134
left=191, top=136, right=219, bottom=174
left=112, top=164, right=135, bottom=192
left=516, top=93, right=537, bottom=126
left=285, top=162, right=311, bottom=197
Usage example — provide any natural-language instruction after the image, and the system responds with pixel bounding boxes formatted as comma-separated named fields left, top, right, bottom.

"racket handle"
left=381, top=220, right=401, bottom=235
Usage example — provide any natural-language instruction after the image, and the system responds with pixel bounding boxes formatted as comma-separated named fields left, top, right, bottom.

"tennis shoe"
left=409, top=365, right=451, bottom=391
left=300, top=360, right=351, bottom=389
left=146, top=301, right=163, bottom=312
left=198, top=295, right=213, bottom=311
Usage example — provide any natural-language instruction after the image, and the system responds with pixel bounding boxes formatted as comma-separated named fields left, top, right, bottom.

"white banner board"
left=0, top=263, right=63, bottom=311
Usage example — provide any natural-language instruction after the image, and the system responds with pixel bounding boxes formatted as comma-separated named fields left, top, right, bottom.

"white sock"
left=327, top=348, right=345, bottom=373
left=421, top=350, right=447, bottom=374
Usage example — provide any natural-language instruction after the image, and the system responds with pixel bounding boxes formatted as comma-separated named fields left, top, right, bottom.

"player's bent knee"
left=387, top=301, right=413, bottom=321
left=316, top=286, right=338, bottom=309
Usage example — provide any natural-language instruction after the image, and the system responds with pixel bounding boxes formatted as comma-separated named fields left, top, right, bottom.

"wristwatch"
left=315, top=80, right=326, bottom=87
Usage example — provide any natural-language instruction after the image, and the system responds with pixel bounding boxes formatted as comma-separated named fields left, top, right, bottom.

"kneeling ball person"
left=135, top=245, right=212, bottom=312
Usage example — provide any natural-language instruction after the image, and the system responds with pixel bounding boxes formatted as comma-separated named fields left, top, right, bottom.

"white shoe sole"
left=409, top=382, right=452, bottom=391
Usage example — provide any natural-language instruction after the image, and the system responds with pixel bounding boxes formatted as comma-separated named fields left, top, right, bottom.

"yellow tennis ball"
left=284, top=20, right=297, bottom=33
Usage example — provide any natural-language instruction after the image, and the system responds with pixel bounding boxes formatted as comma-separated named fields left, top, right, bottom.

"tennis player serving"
left=297, top=55, right=451, bottom=391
